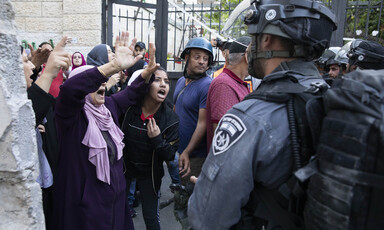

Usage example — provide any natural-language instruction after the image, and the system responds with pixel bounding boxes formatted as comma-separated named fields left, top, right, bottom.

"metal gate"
left=102, top=0, right=383, bottom=85
left=102, top=0, right=168, bottom=69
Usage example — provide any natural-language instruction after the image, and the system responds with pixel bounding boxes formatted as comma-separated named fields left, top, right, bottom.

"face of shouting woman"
left=147, top=69, right=170, bottom=104
left=90, top=82, right=107, bottom=106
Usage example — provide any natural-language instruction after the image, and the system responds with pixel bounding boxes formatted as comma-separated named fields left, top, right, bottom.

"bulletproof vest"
left=304, top=69, right=384, bottom=230
left=233, top=71, right=327, bottom=230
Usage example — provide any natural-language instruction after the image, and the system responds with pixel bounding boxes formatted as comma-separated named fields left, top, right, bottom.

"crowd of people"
left=19, top=0, right=384, bottom=230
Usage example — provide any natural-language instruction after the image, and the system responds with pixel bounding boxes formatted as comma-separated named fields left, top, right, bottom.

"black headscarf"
left=87, top=44, right=109, bottom=67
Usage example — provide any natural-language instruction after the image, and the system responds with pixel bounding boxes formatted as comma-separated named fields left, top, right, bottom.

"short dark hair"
left=39, top=42, right=52, bottom=48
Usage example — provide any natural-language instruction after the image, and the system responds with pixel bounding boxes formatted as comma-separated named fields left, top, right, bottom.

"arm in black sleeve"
left=27, top=83, right=55, bottom=127
left=149, top=121, right=179, bottom=161
left=30, top=66, right=42, bottom=82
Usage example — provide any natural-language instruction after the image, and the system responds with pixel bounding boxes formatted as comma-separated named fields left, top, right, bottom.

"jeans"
left=167, top=152, right=180, bottom=184
left=128, top=177, right=161, bottom=230
left=127, top=178, right=136, bottom=206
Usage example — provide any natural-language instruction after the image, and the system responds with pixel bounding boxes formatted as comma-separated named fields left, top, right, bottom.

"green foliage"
left=203, top=0, right=241, bottom=36
left=345, top=0, right=384, bottom=44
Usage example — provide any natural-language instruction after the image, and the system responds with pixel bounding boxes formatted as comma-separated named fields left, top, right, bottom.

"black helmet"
left=243, top=0, right=337, bottom=59
left=180, top=37, right=214, bottom=66
left=348, top=39, right=384, bottom=70
left=316, top=47, right=341, bottom=68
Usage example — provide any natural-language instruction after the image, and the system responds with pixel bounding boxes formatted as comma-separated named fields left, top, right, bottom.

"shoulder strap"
left=175, top=79, right=195, bottom=105
left=243, top=72, right=328, bottom=103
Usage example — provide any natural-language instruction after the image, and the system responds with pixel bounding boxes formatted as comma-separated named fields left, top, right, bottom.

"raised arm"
left=109, top=41, right=160, bottom=115
left=28, top=37, right=71, bottom=125
left=34, top=37, right=71, bottom=93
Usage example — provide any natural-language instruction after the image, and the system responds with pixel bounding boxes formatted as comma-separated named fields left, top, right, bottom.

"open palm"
left=113, top=31, right=142, bottom=70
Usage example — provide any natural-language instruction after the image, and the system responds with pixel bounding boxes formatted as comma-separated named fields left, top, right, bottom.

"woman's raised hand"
left=141, top=42, right=160, bottom=83
left=113, top=31, right=142, bottom=71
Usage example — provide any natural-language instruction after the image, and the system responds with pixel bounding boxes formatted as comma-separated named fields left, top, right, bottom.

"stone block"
left=11, top=1, right=41, bottom=17
left=25, top=17, right=63, bottom=32
left=14, top=16, right=26, bottom=31
left=63, top=0, right=101, bottom=14
left=42, top=2, right=63, bottom=17
left=63, top=13, right=100, bottom=31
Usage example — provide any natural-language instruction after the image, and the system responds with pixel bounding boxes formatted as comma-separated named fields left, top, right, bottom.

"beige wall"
left=11, top=0, right=102, bottom=57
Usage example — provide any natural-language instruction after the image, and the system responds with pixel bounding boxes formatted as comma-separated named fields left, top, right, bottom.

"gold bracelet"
left=97, top=67, right=107, bottom=77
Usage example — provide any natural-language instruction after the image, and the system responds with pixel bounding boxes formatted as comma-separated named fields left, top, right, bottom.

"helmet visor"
left=222, top=0, right=252, bottom=39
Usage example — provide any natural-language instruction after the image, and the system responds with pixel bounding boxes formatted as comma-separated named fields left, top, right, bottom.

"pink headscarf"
left=82, top=95, right=125, bottom=184
left=71, top=51, right=86, bottom=70
left=70, top=65, right=124, bottom=184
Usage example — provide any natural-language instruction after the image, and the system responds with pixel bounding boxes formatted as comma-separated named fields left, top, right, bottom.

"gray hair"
left=228, top=52, right=245, bottom=65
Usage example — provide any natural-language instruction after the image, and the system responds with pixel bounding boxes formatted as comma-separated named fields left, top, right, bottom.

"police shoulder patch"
left=212, top=114, right=247, bottom=156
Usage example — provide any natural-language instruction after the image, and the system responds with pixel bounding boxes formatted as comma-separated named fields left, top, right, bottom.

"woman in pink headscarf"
left=63, top=51, right=86, bottom=81
left=52, top=31, right=159, bottom=230
left=71, top=51, right=86, bottom=70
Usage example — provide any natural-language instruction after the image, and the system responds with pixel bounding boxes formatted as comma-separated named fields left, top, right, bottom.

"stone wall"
left=0, top=0, right=44, bottom=229
left=11, top=0, right=102, bottom=57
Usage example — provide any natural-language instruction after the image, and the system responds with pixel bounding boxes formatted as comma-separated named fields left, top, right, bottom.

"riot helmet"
left=180, top=37, right=214, bottom=66
left=245, top=0, right=337, bottom=59
left=334, top=41, right=352, bottom=65
left=317, top=47, right=341, bottom=69
left=347, top=39, right=384, bottom=70
left=224, top=0, right=337, bottom=78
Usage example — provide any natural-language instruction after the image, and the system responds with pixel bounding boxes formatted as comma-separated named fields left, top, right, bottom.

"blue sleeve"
left=199, top=78, right=211, bottom=109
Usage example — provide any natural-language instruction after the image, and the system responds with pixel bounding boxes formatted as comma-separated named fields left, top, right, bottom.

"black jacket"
left=27, top=83, right=59, bottom=176
left=121, top=100, right=179, bottom=189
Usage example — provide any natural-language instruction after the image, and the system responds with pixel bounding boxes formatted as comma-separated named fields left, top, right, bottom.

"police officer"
left=346, top=39, right=384, bottom=71
left=315, top=47, right=341, bottom=84
left=188, top=1, right=336, bottom=229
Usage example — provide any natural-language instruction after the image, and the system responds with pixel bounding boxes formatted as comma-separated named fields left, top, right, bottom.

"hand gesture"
left=29, top=44, right=51, bottom=69
left=119, top=71, right=128, bottom=84
left=142, top=42, right=160, bottom=83
left=179, top=151, right=191, bottom=178
left=147, top=118, right=160, bottom=138
left=113, top=31, right=142, bottom=71
left=190, top=176, right=198, bottom=184
left=37, top=124, right=46, bottom=133
left=106, top=73, right=120, bottom=90
left=42, top=37, right=72, bottom=79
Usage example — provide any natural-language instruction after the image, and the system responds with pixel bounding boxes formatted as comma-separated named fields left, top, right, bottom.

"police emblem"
left=212, top=114, right=247, bottom=155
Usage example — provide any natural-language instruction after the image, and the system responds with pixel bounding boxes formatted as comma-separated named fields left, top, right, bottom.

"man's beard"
left=247, top=38, right=265, bottom=80
left=250, top=57, right=266, bottom=80
left=184, top=62, right=207, bottom=79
